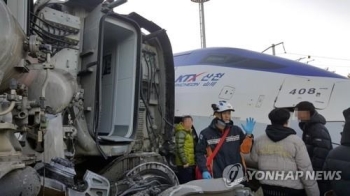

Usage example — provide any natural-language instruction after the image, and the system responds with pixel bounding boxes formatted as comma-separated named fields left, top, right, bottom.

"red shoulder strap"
left=206, top=127, right=229, bottom=165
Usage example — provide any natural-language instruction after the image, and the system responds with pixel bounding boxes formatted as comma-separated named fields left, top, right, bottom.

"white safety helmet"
left=211, top=100, right=235, bottom=113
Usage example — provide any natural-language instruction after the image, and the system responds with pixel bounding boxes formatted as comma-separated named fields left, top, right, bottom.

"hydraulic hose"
left=41, top=69, right=49, bottom=98
left=0, top=101, right=15, bottom=116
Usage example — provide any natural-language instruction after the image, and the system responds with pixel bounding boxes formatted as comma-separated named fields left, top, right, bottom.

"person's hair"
left=268, top=108, right=290, bottom=125
left=211, top=104, right=219, bottom=113
left=295, top=101, right=315, bottom=115
left=182, top=115, right=193, bottom=122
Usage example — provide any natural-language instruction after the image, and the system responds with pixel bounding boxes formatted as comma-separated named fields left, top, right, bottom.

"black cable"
left=143, top=52, right=152, bottom=102
left=150, top=54, right=164, bottom=133
left=29, top=12, right=78, bottom=56
left=140, top=66, right=157, bottom=149
left=146, top=52, right=159, bottom=144
left=143, top=51, right=165, bottom=145
left=30, top=12, right=76, bottom=33
left=145, top=52, right=174, bottom=128
left=30, top=23, right=78, bottom=56
left=32, top=27, right=74, bottom=45
left=31, top=20, right=73, bottom=38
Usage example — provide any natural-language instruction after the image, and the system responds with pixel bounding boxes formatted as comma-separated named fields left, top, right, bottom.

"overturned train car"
left=0, top=0, right=177, bottom=195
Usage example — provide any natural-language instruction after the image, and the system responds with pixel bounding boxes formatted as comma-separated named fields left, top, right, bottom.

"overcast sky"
left=115, top=0, right=350, bottom=76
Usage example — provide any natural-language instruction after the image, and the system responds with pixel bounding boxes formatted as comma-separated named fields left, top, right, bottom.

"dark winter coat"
left=195, top=118, right=253, bottom=178
left=298, top=111, right=333, bottom=171
left=323, top=108, right=350, bottom=196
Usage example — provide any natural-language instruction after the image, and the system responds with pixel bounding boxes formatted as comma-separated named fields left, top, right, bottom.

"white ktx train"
left=174, top=47, right=350, bottom=146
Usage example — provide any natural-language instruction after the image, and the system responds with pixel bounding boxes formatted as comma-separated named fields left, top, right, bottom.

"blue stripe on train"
left=174, top=47, right=346, bottom=79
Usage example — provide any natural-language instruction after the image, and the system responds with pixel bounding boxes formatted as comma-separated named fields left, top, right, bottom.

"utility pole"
left=191, top=0, right=210, bottom=48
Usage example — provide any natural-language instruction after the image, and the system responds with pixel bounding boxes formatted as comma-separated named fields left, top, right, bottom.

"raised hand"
left=241, top=117, right=256, bottom=135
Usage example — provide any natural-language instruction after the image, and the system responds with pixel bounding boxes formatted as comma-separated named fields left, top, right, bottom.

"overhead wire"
left=275, top=51, right=350, bottom=74
left=278, top=52, right=350, bottom=62
left=269, top=42, right=350, bottom=76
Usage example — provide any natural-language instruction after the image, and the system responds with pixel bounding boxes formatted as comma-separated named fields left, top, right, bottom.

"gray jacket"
left=250, top=125, right=319, bottom=196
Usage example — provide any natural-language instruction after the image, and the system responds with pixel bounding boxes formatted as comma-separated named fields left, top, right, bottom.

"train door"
left=274, top=76, right=335, bottom=109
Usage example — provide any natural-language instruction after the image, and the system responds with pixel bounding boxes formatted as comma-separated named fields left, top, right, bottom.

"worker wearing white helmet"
left=211, top=101, right=235, bottom=128
left=195, top=100, right=255, bottom=181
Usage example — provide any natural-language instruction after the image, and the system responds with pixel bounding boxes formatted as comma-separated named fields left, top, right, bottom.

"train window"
left=174, top=53, right=190, bottom=65
left=199, top=53, right=286, bottom=69
left=200, top=54, right=246, bottom=64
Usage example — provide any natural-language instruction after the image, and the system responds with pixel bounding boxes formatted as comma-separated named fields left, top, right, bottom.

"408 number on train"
left=289, top=88, right=316, bottom=95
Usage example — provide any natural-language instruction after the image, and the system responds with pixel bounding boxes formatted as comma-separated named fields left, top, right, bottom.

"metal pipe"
left=0, top=101, right=15, bottom=116
left=108, top=0, right=127, bottom=9
left=41, top=69, right=49, bottom=98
